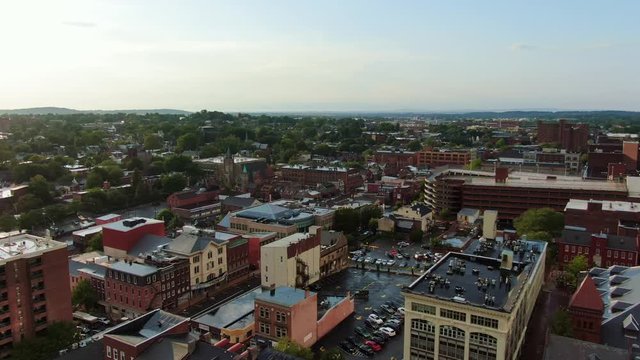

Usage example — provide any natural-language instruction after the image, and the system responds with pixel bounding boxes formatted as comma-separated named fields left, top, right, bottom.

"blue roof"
left=256, top=287, right=314, bottom=308
left=237, top=204, right=291, bottom=220
left=194, top=288, right=262, bottom=329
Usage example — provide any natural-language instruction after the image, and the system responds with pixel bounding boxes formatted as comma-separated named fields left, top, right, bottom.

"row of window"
left=564, top=245, right=635, bottom=260
left=410, top=321, right=498, bottom=360
left=106, top=346, right=126, bottom=360
left=258, top=323, right=288, bottom=337
left=412, top=303, right=499, bottom=329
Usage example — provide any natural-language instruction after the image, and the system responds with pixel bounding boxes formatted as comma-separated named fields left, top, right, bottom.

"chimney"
left=270, top=285, right=276, bottom=296
left=495, top=167, right=508, bottom=183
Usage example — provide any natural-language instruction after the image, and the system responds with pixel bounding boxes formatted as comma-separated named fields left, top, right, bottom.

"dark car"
left=357, top=344, right=374, bottom=357
left=371, top=334, right=387, bottom=345
left=381, top=304, right=395, bottom=315
left=355, top=326, right=372, bottom=339
left=383, top=321, right=401, bottom=331
left=347, top=336, right=358, bottom=346
left=375, top=330, right=390, bottom=341
left=365, top=318, right=380, bottom=330
left=384, top=301, right=398, bottom=310
left=339, top=341, right=357, bottom=354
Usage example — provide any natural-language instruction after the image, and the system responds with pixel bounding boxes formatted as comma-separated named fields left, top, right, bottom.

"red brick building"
left=559, top=227, right=638, bottom=268
left=244, top=232, right=277, bottom=269
left=568, top=276, right=604, bottom=343
left=104, top=257, right=190, bottom=319
left=102, top=218, right=165, bottom=258
left=416, top=148, right=472, bottom=168
left=168, top=188, right=221, bottom=224
left=564, top=199, right=640, bottom=236
left=280, top=165, right=363, bottom=194
left=0, top=234, right=72, bottom=358
left=226, top=235, right=250, bottom=282
left=537, top=119, right=589, bottom=152
left=372, top=150, right=417, bottom=168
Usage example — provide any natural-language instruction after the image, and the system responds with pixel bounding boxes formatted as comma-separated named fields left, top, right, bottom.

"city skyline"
left=1, top=0, right=639, bottom=112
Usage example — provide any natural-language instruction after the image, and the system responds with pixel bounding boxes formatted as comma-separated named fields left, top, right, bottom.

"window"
left=577, top=247, right=582, bottom=254
left=412, top=302, right=436, bottom=315
left=194, top=266, right=200, bottom=274
left=608, top=250, right=612, bottom=257
left=107, top=346, right=112, bottom=358
left=276, top=312, right=286, bottom=323
left=572, top=246, right=576, bottom=253
left=595, top=248, right=600, bottom=255
left=622, top=252, right=626, bottom=260
left=469, top=332, right=497, bottom=360
left=439, top=326, right=465, bottom=360
left=193, top=256, right=200, bottom=263
left=615, top=251, right=619, bottom=258
left=259, top=322, right=270, bottom=335
left=218, top=248, right=223, bottom=254
left=471, top=315, right=499, bottom=329
left=564, top=245, right=569, bottom=252
left=564, top=255, right=568, bottom=261
left=208, top=251, right=212, bottom=259
left=275, top=327, right=287, bottom=338
left=120, top=350, right=125, bottom=360
left=440, top=308, right=466, bottom=322
left=218, top=258, right=223, bottom=265
left=259, top=307, right=270, bottom=319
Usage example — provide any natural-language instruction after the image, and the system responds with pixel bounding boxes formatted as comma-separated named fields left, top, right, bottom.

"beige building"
left=261, top=228, right=322, bottom=288
left=483, top=210, right=498, bottom=240
left=402, top=238, right=546, bottom=360
left=165, top=227, right=229, bottom=291
left=394, top=203, right=433, bottom=232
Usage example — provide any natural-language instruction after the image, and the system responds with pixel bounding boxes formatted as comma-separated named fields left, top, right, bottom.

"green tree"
left=124, top=156, right=144, bottom=171
left=467, top=158, right=482, bottom=170
left=176, top=132, right=199, bottom=152
left=18, top=209, right=47, bottom=230
left=407, top=139, right=423, bottom=151
left=0, top=214, right=17, bottom=232
left=12, top=321, right=78, bottom=360
left=156, top=208, right=176, bottom=226
left=410, top=228, right=424, bottom=243
left=513, top=208, right=564, bottom=241
left=72, top=279, right=99, bottom=310
left=85, top=171, right=104, bottom=189
left=368, top=218, right=379, bottom=232
left=359, top=205, right=382, bottom=229
left=143, top=134, right=163, bottom=150
left=319, top=348, right=345, bottom=360
left=28, top=174, right=53, bottom=203
left=86, top=233, right=103, bottom=252
left=15, top=194, right=44, bottom=213
left=161, top=173, right=187, bottom=194
left=274, top=338, right=313, bottom=360
left=333, top=208, right=360, bottom=234
left=105, top=166, right=124, bottom=186
left=164, top=155, right=193, bottom=172
left=550, top=309, right=574, bottom=337
left=566, top=255, right=588, bottom=277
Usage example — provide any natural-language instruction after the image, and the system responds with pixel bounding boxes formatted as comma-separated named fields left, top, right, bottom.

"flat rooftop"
left=565, top=199, right=640, bottom=212
left=256, top=287, right=314, bottom=308
left=108, top=260, right=158, bottom=277
left=405, top=238, right=545, bottom=313
left=102, top=217, right=164, bottom=232
left=105, top=309, right=187, bottom=346
left=282, top=164, right=349, bottom=172
left=0, top=233, right=67, bottom=261
left=262, top=233, right=313, bottom=249
left=465, top=173, right=626, bottom=192
left=193, top=288, right=262, bottom=329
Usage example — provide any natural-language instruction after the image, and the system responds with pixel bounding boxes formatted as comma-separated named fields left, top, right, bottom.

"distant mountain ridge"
left=0, top=107, right=191, bottom=115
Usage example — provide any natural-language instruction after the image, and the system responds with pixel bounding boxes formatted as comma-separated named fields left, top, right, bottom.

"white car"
left=386, top=319, right=402, bottom=326
left=396, top=307, right=405, bottom=315
left=378, top=327, right=397, bottom=337
left=368, top=314, right=384, bottom=325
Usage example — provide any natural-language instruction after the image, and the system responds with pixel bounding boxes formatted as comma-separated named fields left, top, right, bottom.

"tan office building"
left=402, top=238, right=546, bottom=360
left=261, top=228, right=322, bottom=288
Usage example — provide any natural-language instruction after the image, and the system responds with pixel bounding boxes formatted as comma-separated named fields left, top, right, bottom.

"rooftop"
left=193, top=288, right=262, bottom=329
left=562, top=227, right=637, bottom=251
left=566, top=199, right=640, bottom=212
left=405, top=238, right=546, bottom=313
left=282, top=164, right=350, bottom=172
left=195, top=155, right=264, bottom=164
left=108, top=260, right=158, bottom=277
left=256, top=287, right=314, bottom=308
left=102, top=217, right=164, bottom=232
left=263, top=233, right=313, bottom=249
left=105, top=309, right=188, bottom=347
left=587, top=265, right=640, bottom=320
left=0, top=233, right=67, bottom=262
left=544, top=334, right=628, bottom=360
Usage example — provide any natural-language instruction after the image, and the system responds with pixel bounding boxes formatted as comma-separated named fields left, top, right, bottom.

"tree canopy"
left=11, top=321, right=78, bottom=360
left=274, top=338, right=313, bottom=360
left=72, top=279, right=99, bottom=311
left=513, top=208, right=564, bottom=241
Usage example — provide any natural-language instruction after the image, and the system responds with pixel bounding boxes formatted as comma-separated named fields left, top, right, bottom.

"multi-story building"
left=424, top=167, right=629, bottom=219
left=558, top=227, right=638, bottom=268
left=402, top=238, right=547, bottom=360
left=280, top=165, right=363, bottom=194
left=102, top=217, right=166, bottom=258
left=104, top=256, right=190, bottom=319
left=416, top=148, right=473, bottom=168
left=0, top=233, right=72, bottom=357
left=364, top=177, right=416, bottom=206
left=167, top=188, right=221, bottom=224
left=164, top=227, right=229, bottom=292
left=261, top=229, right=322, bottom=288
left=222, top=202, right=334, bottom=239
left=373, top=150, right=417, bottom=169
left=254, top=286, right=354, bottom=347
left=319, top=230, right=349, bottom=279
left=565, top=199, right=640, bottom=236
left=195, top=152, right=272, bottom=192
left=69, top=252, right=108, bottom=305
left=568, top=264, right=640, bottom=351
left=226, top=236, right=250, bottom=283
left=537, top=119, right=589, bottom=152
left=244, top=232, right=277, bottom=269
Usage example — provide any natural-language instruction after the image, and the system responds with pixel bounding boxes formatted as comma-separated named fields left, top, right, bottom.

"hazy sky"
left=1, top=0, right=639, bottom=112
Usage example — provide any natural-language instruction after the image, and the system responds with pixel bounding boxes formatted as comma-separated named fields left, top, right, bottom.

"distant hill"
left=0, top=107, right=191, bottom=115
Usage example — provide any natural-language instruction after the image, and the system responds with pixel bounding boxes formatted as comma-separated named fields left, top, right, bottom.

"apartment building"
left=0, top=234, right=72, bottom=357
left=402, top=238, right=547, bottom=360
left=280, top=165, right=363, bottom=194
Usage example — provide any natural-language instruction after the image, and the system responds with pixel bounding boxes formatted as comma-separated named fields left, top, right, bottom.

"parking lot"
left=312, top=267, right=417, bottom=359
left=352, top=235, right=438, bottom=274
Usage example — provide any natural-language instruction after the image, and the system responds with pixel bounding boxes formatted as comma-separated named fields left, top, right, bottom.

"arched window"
left=439, top=326, right=465, bottom=360
left=469, top=332, right=497, bottom=360
left=410, top=319, right=436, bottom=359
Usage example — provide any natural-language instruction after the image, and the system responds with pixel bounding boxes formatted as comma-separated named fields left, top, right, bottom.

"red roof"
left=569, top=276, right=604, bottom=312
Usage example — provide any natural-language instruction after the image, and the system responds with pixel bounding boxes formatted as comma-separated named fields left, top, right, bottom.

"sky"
left=0, top=0, right=639, bottom=112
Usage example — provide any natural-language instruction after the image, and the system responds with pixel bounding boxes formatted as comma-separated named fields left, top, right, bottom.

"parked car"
left=398, top=241, right=410, bottom=247
left=347, top=336, right=359, bottom=346
left=364, top=340, right=382, bottom=352
left=384, top=301, right=398, bottom=310
left=365, top=318, right=380, bottom=329
left=381, top=304, right=395, bottom=314
left=339, top=341, right=357, bottom=354
left=364, top=257, right=373, bottom=264
left=357, top=344, right=374, bottom=357
left=383, top=322, right=401, bottom=331
left=386, top=260, right=396, bottom=266
left=355, top=326, right=372, bottom=339
left=371, top=334, right=387, bottom=344
left=375, top=330, right=390, bottom=341
left=374, top=259, right=383, bottom=265
left=397, top=307, right=406, bottom=315
left=386, top=318, right=402, bottom=326
left=378, top=327, right=397, bottom=337
left=368, top=314, right=384, bottom=324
